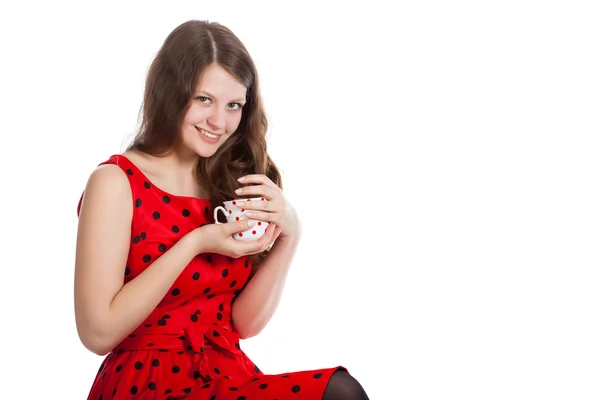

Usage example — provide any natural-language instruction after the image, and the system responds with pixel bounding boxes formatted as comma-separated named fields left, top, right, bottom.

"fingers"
left=235, top=184, right=277, bottom=200
left=236, top=223, right=274, bottom=256
left=227, top=218, right=257, bottom=235
left=242, top=210, right=273, bottom=223
left=237, top=198, right=271, bottom=212
left=261, top=224, right=280, bottom=250
left=237, top=174, right=280, bottom=192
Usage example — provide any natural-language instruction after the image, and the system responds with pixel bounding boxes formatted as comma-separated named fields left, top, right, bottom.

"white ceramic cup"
left=213, top=197, right=269, bottom=241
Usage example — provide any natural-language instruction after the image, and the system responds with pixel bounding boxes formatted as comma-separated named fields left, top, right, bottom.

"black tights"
left=322, top=370, right=369, bottom=400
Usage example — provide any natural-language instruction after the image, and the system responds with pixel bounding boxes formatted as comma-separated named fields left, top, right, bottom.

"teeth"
left=201, top=129, right=217, bottom=138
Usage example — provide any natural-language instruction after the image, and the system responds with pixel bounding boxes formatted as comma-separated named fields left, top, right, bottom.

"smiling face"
left=179, top=63, right=247, bottom=158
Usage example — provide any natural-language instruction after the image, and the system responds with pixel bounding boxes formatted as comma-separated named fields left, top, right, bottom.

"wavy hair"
left=127, top=20, right=282, bottom=209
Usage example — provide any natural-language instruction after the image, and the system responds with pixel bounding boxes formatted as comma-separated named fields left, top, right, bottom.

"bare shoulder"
left=79, top=164, right=133, bottom=219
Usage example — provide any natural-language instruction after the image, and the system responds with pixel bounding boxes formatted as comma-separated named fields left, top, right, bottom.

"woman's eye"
left=228, top=102, right=242, bottom=110
left=197, top=96, right=210, bottom=103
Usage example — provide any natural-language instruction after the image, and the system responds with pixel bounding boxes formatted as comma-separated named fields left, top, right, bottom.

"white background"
left=1, top=1, right=599, bottom=399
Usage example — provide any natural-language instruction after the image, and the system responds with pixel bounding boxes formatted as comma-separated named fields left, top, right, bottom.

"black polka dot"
left=133, top=236, right=140, bottom=244
left=172, top=366, right=180, bottom=374
left=124, top=267, right=130, bottom=276
left=148, top=382, right=156, bottom=390
left=158, top=319, right=166, bottom=326
left=202, top=384, right=211, bottom=389
left=259, top=383, right=268, bottom=389
left=142, top=254, right=151, bottom=262
left=229, top=387, right=238, bottom=391
left=162, top=195, right=171, bottom=204
left=130, top=386, right=138, bottom=395
left=281, top=374, right=290, bottom=378
left=144, top=181, right=151, bottom=189
left=233, top=289, right=241, bottom=296
left=153, top=211, right=160, bottom=219
left=207, top=294, right=215, bottom=299
left=238, top=397, right=247, bottom=400
left=216, top=312, right=222, bottom=320
left=252, top=377, right=259, bottom=382
left=203, top=287, right=211, bottom=294
left=195, top=309, right=201, bottom=314
left=254, top=365, right=261, bottom=373
left=235, top=343, right=241, bottom=350
left=204, top=206, right=209, bottom=215
left=213, top=330, right=220, bottom=337
left=230, top=280, right=237, bottom=288
left=221, top=269, right=228, bottom=277
left=140, top=232, right=147, bottom=240
left=183, top=388, right=192, bottom=394
left=164, top=389, right=172, bottom=394
left=219, top=303, right=224, bottom=311
left=193, top=371, right=201, bottom=379
left=147, top=342, right=154, bottom=347
left=171, top=288, right=180, bottom=296
left=292, top=385, right=301, bottom=393
left=207, top=255, right=212, bottom=263
left=192, top=272, right=200, bottom=280
left=134, top=361, right=143, bottom=370
left=152, top=359, right=159, bottom=367
left=244, top=260, right=250, bottom=268
left=126, top=169, right=133, bottom=176
left=158, top=244, right=166, bottom=252
left=115, top=365, right=122, bottom=372
left=135, top=199, right=142, bottom=207
left=144, top=323, right=152, bottom=328
left=190, top=314, right=198, bottom=322
left=163, top=314, right=171, bottom=319
left=98, top=363, right=104, bottom=372
left=214, top=367, right=220, bottom=374
left=182, top=209, right=190, bottom=217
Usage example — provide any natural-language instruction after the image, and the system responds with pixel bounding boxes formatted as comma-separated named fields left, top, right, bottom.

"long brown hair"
left=127, top=20, right=282, bottom=208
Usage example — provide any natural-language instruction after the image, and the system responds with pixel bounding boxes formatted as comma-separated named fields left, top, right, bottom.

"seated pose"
left=74, top=19, right=369, bottom=400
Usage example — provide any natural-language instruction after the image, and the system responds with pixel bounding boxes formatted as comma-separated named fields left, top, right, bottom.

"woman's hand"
left=235, top=174, right=301, bottom=241
left=191, top=219, right=279, bottom=258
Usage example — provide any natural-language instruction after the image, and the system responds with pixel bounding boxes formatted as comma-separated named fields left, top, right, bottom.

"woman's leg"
left=322, top=370, right=369, bottom=400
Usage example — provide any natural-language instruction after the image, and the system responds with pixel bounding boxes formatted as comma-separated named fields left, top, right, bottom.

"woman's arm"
left=74, top=165, right=202, bottom=356
left=231, top=234, right=300, bottom=339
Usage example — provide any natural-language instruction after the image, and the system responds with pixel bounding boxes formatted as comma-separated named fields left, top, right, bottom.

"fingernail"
left=237, top=177, right=245, bottom=182
left=235, top=188, right=242, bottom=194
left=247, top=219, right=258, bottom=226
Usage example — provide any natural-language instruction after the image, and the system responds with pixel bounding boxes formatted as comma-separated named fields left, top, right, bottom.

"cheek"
left=185, top=107, right=207, bottom=123
left=227, top=113, right=243, bottom=132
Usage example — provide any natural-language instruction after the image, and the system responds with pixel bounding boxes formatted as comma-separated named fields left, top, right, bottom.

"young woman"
left=74, top=20, right=369, bottom=399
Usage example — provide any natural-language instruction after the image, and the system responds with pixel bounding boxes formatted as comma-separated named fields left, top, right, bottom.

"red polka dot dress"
left=77, top=155, right=346, bottom=399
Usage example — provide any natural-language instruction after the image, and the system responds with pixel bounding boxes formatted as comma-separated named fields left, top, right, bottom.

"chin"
left=196, top=140, right=226, bottom=157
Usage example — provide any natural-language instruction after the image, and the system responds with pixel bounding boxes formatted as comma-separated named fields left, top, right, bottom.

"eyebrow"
left=198, top=90, right=246, bottom=103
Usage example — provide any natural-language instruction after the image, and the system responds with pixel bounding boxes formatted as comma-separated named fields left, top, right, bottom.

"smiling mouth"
left=196, top=127, right=222, bottom=139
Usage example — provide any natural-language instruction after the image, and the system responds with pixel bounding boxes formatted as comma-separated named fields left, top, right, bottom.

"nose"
left=207, top=106, right=226, bottom=131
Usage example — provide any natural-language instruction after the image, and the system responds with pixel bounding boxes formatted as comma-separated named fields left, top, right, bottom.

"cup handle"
left=213, top=206, right=228, bottom=224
